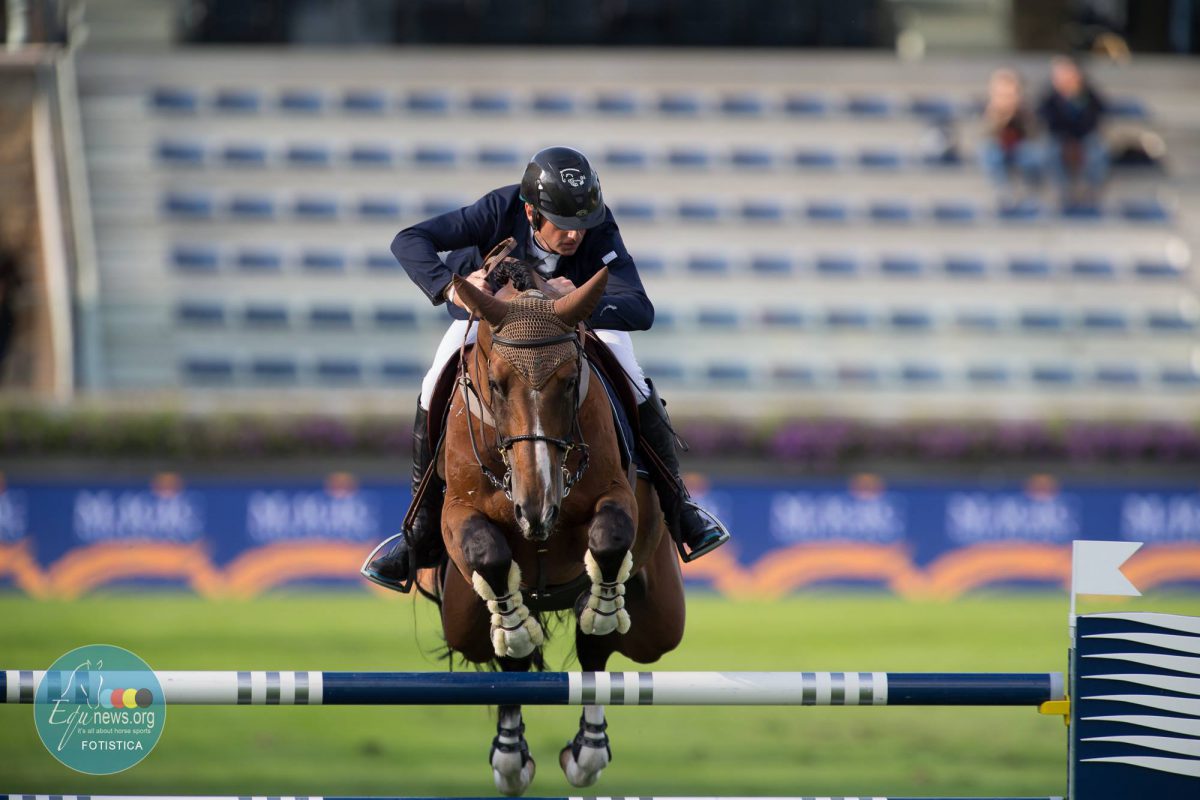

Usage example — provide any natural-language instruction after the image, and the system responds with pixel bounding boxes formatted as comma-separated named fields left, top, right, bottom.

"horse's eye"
left=564, top=377, right=578, bottom=391
left=488, top=379, right=501, bottom=394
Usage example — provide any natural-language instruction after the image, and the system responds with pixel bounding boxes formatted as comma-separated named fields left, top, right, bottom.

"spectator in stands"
left=978, top=68, right=1042, bottom=203
left=1038, top=56, right=1108, bottom=208
left=360, top=146, right=730, bottom=593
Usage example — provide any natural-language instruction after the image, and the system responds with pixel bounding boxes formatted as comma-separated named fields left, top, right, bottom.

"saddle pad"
left=587, top=356, right=646, bottom=479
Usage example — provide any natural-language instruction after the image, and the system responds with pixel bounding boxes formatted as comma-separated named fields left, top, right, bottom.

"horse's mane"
left=489, top=258, right=540, bottom=293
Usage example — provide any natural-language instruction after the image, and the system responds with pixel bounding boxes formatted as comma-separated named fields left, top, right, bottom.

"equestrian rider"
left=362, top=145, right=730, bottom=592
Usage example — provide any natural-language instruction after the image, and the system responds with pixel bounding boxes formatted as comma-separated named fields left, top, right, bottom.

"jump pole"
left=0, top=796, right=1065, bottom=800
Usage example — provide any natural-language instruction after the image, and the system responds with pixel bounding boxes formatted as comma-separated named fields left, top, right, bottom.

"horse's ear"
left=451, top=275, right=508, bottom=327
left=553, top=267, right=609, bottom=327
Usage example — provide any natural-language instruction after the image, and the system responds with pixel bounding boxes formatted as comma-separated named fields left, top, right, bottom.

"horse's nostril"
left=544, top=505, right=559, bottom=527
left=514, top=504, right=525, bottom=521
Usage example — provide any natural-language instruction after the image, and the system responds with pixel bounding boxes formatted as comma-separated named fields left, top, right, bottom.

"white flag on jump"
left=1072, top=540, right=1143, bottom=597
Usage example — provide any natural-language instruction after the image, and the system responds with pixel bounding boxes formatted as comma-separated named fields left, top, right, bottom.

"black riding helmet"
left=519, top=146, right=605, bottom=231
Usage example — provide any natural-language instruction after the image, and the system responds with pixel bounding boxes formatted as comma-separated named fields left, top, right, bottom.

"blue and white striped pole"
left=0, top=795, right=1066, bottom=800
left=2, top=670, right=1063, bottom=707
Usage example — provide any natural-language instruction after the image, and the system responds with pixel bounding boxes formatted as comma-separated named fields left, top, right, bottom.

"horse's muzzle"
left=515, top=502, right=558, bottom=542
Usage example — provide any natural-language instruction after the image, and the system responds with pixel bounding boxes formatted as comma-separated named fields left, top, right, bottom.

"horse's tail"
left=416, top=556, right=448, bottom=609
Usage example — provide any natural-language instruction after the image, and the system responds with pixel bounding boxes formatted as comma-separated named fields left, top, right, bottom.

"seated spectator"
left=979, top=69, right=1042, bottom=202
left=1038, top=56, right=1108, bottom=208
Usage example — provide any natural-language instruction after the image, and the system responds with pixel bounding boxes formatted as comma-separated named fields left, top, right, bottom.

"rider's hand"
left=546, top=277, right=577, bottom=295
left=448, top=269, right=493, bottom=311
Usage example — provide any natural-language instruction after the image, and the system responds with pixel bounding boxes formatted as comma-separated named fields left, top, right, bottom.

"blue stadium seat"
left=678, top=200, right=722, bottom=222
left=176, top=301, right=225, bottom=325
left=635, top=253, right=666, bottom=274
left=658, top=92, right=703, bottom=115
left=150, top=87, right=198, bottom=113
left=966, top=364, right=1011, bottom=385
left=357, top=197, right=402, bottom=219
left=1161, top=367, right=1200, bottom=387
left=349, top=143, right=394, bottom=167
left=793, top=148, right=838, bottom=169
left=531, top=92, right=576, bottom=114
left=741, top=200, right=785, bottom=222
left=1093, top=364, right=1141, bottom=387
left=342, top=89, right=388, bottom=114
left=279, top=89, right=324, bottom=113
left=157, top=140, right=205, bottom=166
left=667, top=147, right=710, bottom=168
left=771, top=364, right=817, bottom=385
left=824, top=307, right=872, bottom=329
left=858, top=149, right=903, bottom=170
left=612, top=200, right=657, bottom=221
left=413, top=145, right=457, bottom=166
left=214, top=89, right=260, bottom=113
left=1031, top=364, right=1077, bottom=386
left=373, top=307, right=418, bottom=328
left=650, top=309, right=675, bottom=330
left=604, top=147, right=649, bottom=169
left=182, top=357, right=234, bottom=382
left=932, top=200, right=978, bottom=223
left=172, top=245, right=219, bottom=273
left=228, top=194, right=276, bottom=219
left=1108, top=97, right=1149, bottom=120
left=721, top=93, right=767, bottom=116
left=997, top=199, right=1046, bottom=221
left=477, top=146, right=520, bottom=167
left=236, top=249, right=283, bottom=272
left=244, top=304, right=290, bottom=327
left=405, top=90, right=450, bottom=114
left=943, top=255, right=987, bottom=278
left=806, top=200, right=849, bottom=222
left=1019, top=309, right=1067, bottom=333
left=1070, top=257, right=1116, bottom=278
left=643, top=360, right=687, bottom=383
left=1060, top=203, right=1103, bottom=221
left=222, top=143, right=268, bottom=167
left=381, top=360, right=424, bottom=382
left=686, top=255, right=730, bottom=275
left=783, top=94, right=830, bottom=116
left=468, top=91, right=512, bottom=114
left=301, top=250, right=346, bottom=271
left=908, top=96, right=956, bottom=118
left=705, top=362, right=752, bottom=384
left=731, top=147, right=774, bottom=169
left=251, top=358, right=298, bottom=381
left=594, top=91, right=639, bottom=115
left=899, top=363, right=944, bottom=384
left=422, top=197, right=464, bottom=216
left=1119, top=198, right=1170, bottom=223
left=955, top=309, right=1002, bottom=332
left=1134, top=260, right=1183, bottom=279
left=868, top=201, right=913, bottom=223
left=286, top=144, right=332, bottom=167
left=761, top=307, right=804, bottom=328
left=879, top=255, right=924, bottom=277
left=889, top=309, right=934, bottom=331
left=293, top=196, right=339, bottom=219
left=816, top=255, right=859, bottom=277
left=1007, top=257, right=1052, bottom=278
left=1146, top=311, right=1197, bottom=333
left=316, top=359, right=363, bottom=382
left=836, top=364, right=881, bottom=385
left=1081, top=309, right=1129, bottom=332
left=364, top=251, right=399, bottom=271
left=163, top=191, right=215, bottom=219
left=750, top=255, right=793, bottom=275
left=309, top=306, right=355, bottom=328
left=845, top=95, right=893, bottom=117
left=697, top=308, right=740, bottom=328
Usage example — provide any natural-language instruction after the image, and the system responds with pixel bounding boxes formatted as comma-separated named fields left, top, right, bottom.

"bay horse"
left=434, top=262, right=685, bottom=795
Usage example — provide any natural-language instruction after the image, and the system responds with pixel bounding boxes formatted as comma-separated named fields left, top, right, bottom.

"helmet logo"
left=559, top=168, right=586, bottom=188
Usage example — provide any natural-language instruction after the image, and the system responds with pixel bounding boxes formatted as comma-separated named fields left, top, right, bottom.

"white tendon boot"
left=472, top=562, right=544, bottom=659
left=578, top=550, right=632, bottom=636
left=559, top=704, right=610, bottom=787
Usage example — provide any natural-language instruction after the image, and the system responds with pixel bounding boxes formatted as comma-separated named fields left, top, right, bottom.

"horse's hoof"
left=492, top=754, right=535, bottom=796
left=559, top=741, right=609, bottom=787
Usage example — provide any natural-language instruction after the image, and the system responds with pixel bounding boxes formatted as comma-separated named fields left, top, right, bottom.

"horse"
left=431, top=261, right=685, bottom=796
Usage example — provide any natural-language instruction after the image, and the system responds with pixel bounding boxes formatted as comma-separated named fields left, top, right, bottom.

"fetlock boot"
left=636, top=380, right=730, bottom=562
left=361, top=401, right=447, bottom=592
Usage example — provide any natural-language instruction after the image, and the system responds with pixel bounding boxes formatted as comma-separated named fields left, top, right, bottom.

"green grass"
left=3, top=591, right=1199, bottom=797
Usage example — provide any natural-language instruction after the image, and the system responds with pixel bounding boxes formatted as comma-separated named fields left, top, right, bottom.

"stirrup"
left=360, top=531, right=415, bottom=593
left=676, top=501, right=731, bottom=563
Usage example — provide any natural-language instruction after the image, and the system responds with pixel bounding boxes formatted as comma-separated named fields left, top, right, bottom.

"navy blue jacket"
left=1038, top=86, right=1106, bottom=141
left=391, top=185, right=654, bottom=331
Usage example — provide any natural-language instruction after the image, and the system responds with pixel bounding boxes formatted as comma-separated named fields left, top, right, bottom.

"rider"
left=362, top=145, right=730, bottom=592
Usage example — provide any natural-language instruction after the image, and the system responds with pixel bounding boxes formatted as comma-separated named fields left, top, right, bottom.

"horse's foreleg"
left=491, top=701, right=535, bottom=796
left=578, top=498, right=636, bottom=636
left=446, top=508, right=544, bottom=659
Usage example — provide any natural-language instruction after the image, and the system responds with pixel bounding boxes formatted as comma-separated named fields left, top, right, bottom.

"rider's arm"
left=584, top=213, right=655, bottom=332
left=391, top=188, right=513, bottom=305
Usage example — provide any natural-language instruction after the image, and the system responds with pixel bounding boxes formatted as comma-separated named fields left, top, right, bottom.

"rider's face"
left=526, top=204, right=585, bottom=256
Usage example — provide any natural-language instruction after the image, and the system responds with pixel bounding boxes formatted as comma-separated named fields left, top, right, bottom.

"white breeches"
left=419, top=320, right=650, bottom=410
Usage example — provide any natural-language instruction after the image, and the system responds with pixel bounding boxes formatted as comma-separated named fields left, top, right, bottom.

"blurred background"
left=1, top=0, right=1199, bottom=796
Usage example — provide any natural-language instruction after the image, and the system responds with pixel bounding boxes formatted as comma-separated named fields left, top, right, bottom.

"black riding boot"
left=360, top=402, right=447, bottom=592
left=637, top=381, right=730, bottom=562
